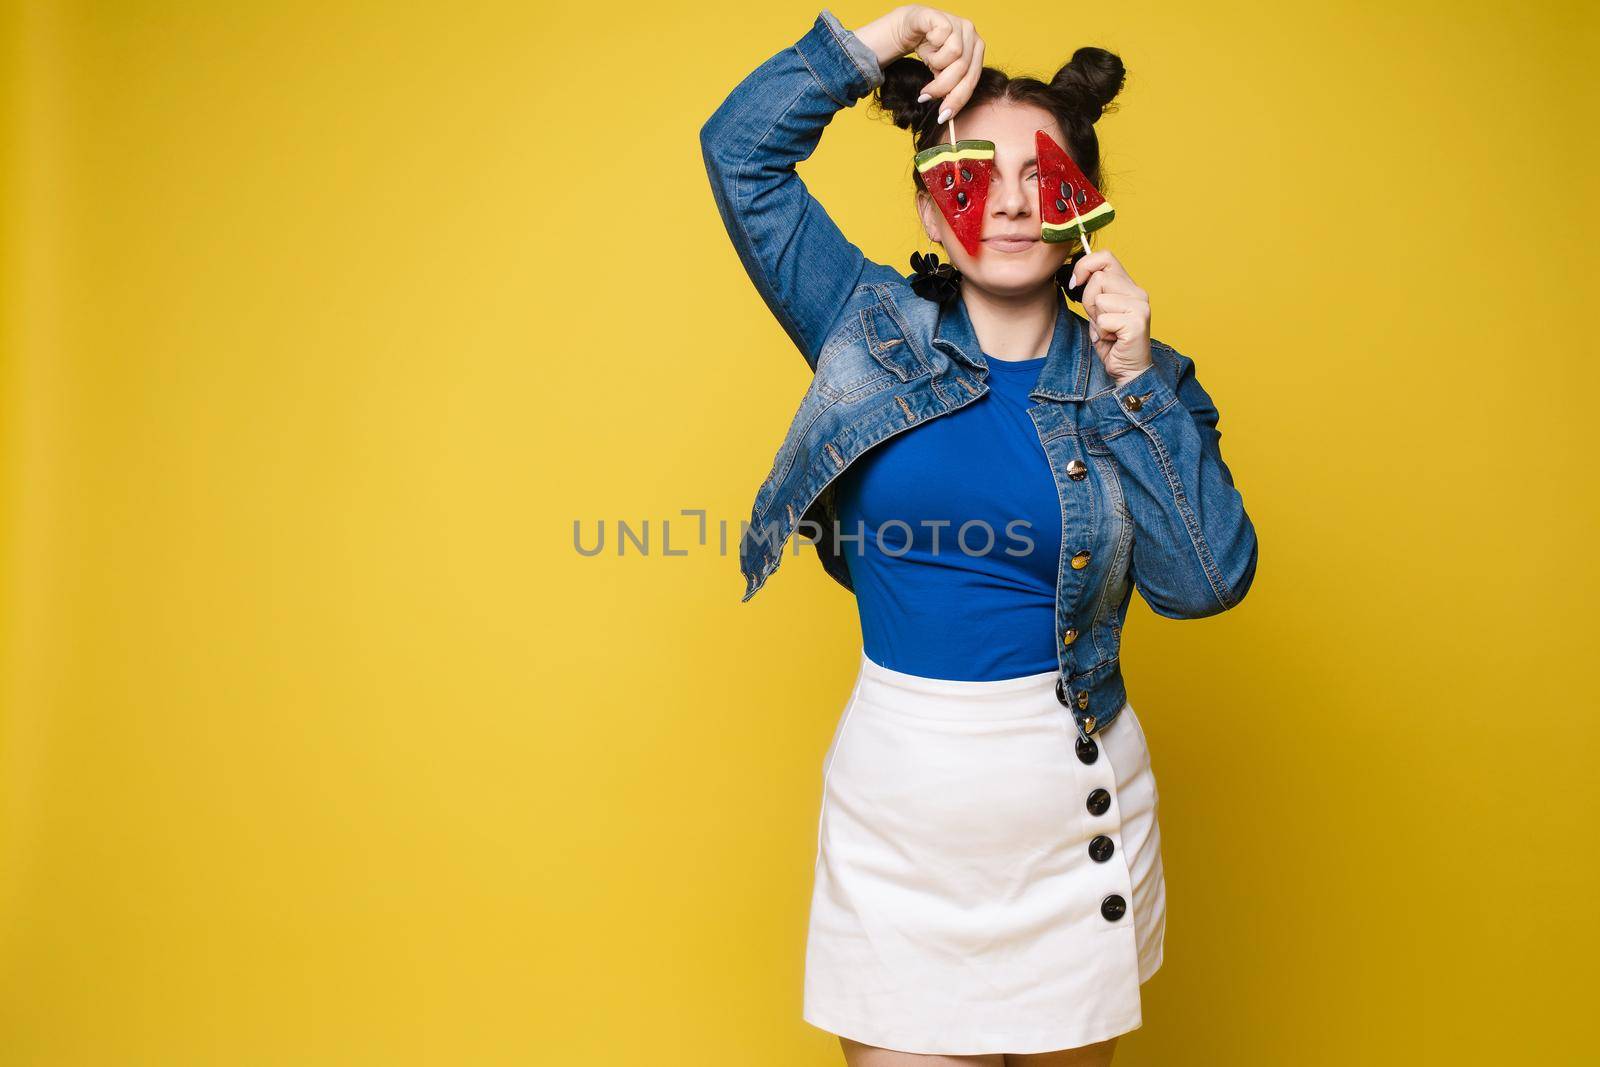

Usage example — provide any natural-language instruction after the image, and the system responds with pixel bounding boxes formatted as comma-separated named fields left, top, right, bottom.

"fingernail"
left=917, top=92, right=930, bottom=103
left=1068, top=274, right=1079, bottom=288
left=937, top=107, right=951, bottom=124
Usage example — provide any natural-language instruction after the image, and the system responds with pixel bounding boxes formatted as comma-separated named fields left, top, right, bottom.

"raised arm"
left=1103, top=341, right=1260, bottom=619
left=698, top=10, right=893, bottom=372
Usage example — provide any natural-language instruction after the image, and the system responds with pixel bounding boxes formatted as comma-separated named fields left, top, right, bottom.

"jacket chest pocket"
left=816, top=299, right=925, bottom=406
left=1079, top=427, right=1129, bottom=521
left=858, top=302, right=924, bottom=382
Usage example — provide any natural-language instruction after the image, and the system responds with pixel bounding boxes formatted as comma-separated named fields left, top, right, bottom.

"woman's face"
left=916, top=100, right=1072, bottom=296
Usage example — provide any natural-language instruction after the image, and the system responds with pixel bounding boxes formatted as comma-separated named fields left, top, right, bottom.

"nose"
left=991, top=169, right=1031, bottom=220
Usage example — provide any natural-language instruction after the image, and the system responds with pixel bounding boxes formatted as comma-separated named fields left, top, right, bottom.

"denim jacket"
left=699, top=10, right=1259, bottom=742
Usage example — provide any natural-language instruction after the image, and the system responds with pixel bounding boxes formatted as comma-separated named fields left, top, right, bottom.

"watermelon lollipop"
left=914, top=139, right=995, bottom=257
left=1036, top=129, right=1114, bottom=253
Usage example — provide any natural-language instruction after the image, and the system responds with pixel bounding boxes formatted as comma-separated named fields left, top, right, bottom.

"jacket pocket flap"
left=1080, top=426, right=1113, bottom=456
left=860, top=303, right=922, bottom=382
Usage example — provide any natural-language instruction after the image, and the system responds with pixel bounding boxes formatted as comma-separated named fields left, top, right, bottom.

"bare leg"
left=840, top=1037, right=1007, bottom=1066
left=1004, top=1036, right=1119, bottom=1067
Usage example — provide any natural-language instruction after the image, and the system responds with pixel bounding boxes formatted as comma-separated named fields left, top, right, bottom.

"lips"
left=984, top=235, right=1038, bottom=252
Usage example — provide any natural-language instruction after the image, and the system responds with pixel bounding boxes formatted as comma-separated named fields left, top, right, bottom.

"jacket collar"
left=928, top=283, right=1099, bottom=401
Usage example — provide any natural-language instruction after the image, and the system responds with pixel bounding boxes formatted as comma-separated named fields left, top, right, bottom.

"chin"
left=966, top=262, right=1056, bottom=294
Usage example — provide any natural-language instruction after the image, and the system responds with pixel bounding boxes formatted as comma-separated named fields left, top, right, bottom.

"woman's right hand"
left=853, top=6, right=987, bottom=125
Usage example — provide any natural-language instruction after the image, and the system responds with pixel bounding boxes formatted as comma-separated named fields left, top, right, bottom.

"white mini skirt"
left=803, top=650, right=1166, bottom=1056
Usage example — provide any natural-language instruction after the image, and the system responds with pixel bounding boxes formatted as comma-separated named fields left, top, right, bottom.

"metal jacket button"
left=1086, top=788, right=1111, bottom=816
left=1089, top=835, right=1115, bottom=862
left=1062, top=628, right=1079, bottom=646
left=1075, top=736, right=1099, bottom=765
left=1101, top=893, right=1127, bottom=921
left=1066, top=458, right=1088, bottom=480
left=1075, top=689, right=1090, bottom=710
left=1071, top=550, right=1091, bottom=569
left=1123, top=391, right=1151, bottom=412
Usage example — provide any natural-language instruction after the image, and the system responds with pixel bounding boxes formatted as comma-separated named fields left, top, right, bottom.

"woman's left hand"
left=1068, top=250, right=1152, bottom=387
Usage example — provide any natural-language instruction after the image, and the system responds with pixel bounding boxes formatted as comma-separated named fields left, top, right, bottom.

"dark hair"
left=870, top=47, right=1127, bottom=197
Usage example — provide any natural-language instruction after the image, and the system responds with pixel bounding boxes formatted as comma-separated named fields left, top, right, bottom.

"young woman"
left=700, top=7, right=1259, bottom=1065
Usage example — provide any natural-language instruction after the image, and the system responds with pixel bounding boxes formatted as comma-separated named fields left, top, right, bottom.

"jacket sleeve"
left=1103, top=340, right=1260, bottom=619
left=698, top=9, right=889, bottom=372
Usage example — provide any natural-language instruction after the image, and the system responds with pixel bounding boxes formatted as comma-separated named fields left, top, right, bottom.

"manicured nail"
left=937, top=107, right=951, bottom=124
left=917, top=92, right=930, bottom=103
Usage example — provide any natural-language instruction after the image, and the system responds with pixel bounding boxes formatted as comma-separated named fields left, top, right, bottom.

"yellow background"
left=3, top=1, right=1596, bottom=1063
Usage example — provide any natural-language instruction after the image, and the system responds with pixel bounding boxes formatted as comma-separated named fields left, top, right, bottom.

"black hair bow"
left=909, top=250, right=961, bottom=304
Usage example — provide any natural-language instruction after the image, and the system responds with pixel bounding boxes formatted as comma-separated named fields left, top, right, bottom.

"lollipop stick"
left=1066, top=191, right=1093, bottom=256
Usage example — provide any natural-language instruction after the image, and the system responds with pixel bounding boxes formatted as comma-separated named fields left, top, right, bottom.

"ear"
left=915, top=191, right=944, bottom=245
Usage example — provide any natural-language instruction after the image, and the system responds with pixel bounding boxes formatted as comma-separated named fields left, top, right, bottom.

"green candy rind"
left=1041, top=203, right=1116, bottom=245
left=913, top=138, right=997, bottom=173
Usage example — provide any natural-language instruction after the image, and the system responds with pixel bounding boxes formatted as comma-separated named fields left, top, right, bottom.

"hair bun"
left=871, top=55, right=943, bottom=136
left=1050, top=47, right=1126, bottom=125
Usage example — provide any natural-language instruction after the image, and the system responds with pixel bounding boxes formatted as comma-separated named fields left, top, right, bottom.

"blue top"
left=834, top=352, right=1064, bottom=681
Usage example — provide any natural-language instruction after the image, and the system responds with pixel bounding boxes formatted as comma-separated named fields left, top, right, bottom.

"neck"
left=959, top=282, right=1060, bottom=362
